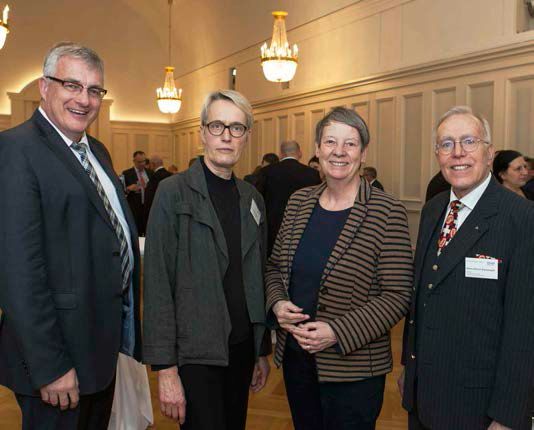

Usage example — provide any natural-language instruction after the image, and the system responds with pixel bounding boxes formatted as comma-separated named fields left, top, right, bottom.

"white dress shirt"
left=38, top=107, right=134, bottom=270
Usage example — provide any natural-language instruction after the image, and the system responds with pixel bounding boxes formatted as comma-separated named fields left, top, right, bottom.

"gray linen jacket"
left=142, top=159, right=269, bottom=366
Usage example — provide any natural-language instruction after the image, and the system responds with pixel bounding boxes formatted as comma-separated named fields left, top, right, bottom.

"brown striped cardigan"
left=265, top=179, right=414, bottom=382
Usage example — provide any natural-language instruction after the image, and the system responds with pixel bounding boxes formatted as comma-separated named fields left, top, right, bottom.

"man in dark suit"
left=363, top=166, right=384, bottom=191
left=424, top=170, right=451, bottom=202
left=399, top=106, right=534, bottom=430
left=257, top=140, right=321, bottom=256
left=121, top=150, right=153, bottom=236
left=0, top=42, right=141, bottom=429
left=145, top=154, right=172, bottom=212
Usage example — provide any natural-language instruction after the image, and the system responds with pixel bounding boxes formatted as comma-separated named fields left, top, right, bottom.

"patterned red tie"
left=437, top=200, right=463, bottom=256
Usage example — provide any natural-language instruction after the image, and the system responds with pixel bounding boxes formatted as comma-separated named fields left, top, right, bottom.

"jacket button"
left=411, top=354, right=416, bottom=360
left=428, top=283, right=433, bottom=290
left=409, top=319, right=414, bottom=325
left=432, top=264, right=438, bottom=271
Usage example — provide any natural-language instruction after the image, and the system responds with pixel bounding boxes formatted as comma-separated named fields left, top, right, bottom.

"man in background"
left=256, top=140, right=321, bottom=256
left=122, top=150, right=153, bottom=236
left=0, top=42, right=141, bottom=429
left=244, top=152, right=279, bottom=186
left=145, top=154, right=172, bottom=212
left=363, top=166, right=384, bottom=190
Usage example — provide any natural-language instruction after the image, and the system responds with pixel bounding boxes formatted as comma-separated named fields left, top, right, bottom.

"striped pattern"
left=71, top=141, right=132, bottom=291
left=266, top=179, right=413, bottom=382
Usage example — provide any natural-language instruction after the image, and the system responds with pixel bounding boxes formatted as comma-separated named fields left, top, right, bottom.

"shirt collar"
left=449, top=171, right=492, bottom=211
left=39, top=106, right=88, bottom=146
left=281, top=156, right=298, bottom=161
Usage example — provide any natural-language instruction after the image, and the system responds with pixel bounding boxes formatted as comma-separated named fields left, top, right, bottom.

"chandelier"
left=156, top=0, right=182, bottom=114
left=260, top=11, right=298, bottom=83
left=0, top=5, right=9, bottom=50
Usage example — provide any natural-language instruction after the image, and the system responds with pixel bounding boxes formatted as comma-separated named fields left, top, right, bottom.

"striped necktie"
left=71, top=141, right=132, bottom=291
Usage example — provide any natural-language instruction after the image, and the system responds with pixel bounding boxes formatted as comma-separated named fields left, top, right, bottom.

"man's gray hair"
left=315, top=107, right=370, bottom=149
left=43, top=42, right=104, bottom=77
left=433, top=106, right=491, bottom=149
left=280, top=140, right=300, bottom=156
left=200, top=90, right=253, bottom=131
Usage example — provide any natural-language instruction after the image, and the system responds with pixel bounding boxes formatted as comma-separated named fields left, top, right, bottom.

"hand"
left=488, top=421, right=511, bottom=430
left=291, top=321, right=337, bottom=354
left=272, top=300, right=309, bottom=331
left=397, top=367, right=405, bottom=399
left=126, top=184, right=140, bottom=192
left=40, top=368, right=79, bottom=410
left=157, top=366, right=187, bottom=425
left=250, top=356, right=270, bottom=393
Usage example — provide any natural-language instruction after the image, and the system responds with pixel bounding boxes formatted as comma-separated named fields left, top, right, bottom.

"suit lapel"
left=236, top=181, right=259, bottom=259
left=434, top=180, right=499, bottom=287
left=33, top=111, right=114, bottom=230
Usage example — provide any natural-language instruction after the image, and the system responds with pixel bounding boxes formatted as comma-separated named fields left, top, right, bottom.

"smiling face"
left=500, top=156, right=529, bottom=189
left=316, top=121, right=367, bottom=184
left=39, top=56, right=103, bottom=142
left=200, top=99, right=249, bottom=174
left=436, top=114, right=494, bottom=199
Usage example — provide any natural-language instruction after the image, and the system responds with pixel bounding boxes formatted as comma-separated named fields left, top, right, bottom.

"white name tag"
left=465, top=257, right=498, bottom=280
left=250, top=198, right=261, bottom=226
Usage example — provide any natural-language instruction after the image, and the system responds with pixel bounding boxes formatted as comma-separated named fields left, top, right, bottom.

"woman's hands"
left=291, top=321, right=338, bottom=354
left=272, top=300, right=309, bottom=331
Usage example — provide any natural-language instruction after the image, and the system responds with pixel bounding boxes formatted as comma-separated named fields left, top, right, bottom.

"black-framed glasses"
left=435, top=136, right=488, bottom=155
left=45, top=76, right=107, bottom=100
left=205, top=121, right=247, bottom=138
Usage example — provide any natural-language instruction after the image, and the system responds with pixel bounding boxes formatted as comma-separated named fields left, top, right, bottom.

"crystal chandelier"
left=156, top=0, right=182, bottom=114
left=0, top=5, right=10, bottom=51
left=260, top=11, right=298, bottom=83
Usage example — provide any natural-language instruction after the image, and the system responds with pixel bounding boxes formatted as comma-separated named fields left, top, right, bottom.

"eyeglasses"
left=205, top=121, right=247, bottom=138
left=435, top=136, right=488, bottom=155
left=45, top=76, right=107, bottom=100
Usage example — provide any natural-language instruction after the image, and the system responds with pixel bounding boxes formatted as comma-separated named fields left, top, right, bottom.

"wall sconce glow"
left=0, top=5, right=10, bottom=50
left=156, top=66, right=182, bottom=114
left=260, top=11, right=298, bottom=83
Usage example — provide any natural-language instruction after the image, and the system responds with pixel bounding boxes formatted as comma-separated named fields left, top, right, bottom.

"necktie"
left=71, top=141, right=132, bottom=291
left=437, top=199, right=463, bottom=256
left=137, top=171, right=146, bottom=204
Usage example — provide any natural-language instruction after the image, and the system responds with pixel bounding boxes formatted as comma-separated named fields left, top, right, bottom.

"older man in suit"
left=399, top=106, right=534, bottom=430
left=256, top=140, right=321, bottom=256
left=0, top=42, right=141, bottom=429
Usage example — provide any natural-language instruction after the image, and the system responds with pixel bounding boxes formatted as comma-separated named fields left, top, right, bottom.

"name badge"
left=250, top=198, right=261, bottom=226
left=465, top=257, right=498, bottom=280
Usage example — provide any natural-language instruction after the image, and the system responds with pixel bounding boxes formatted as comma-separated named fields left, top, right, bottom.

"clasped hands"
left=272, top=300, right=337, bottom=354
left=40, top=368, right=79, bottom=411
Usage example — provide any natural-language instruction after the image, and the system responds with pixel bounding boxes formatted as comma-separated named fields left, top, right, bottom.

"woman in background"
left=493, top=149, right=534, bottom=200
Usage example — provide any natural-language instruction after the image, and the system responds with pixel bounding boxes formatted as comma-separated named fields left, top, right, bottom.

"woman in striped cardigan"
left=266, top=107, right=414, bottom=430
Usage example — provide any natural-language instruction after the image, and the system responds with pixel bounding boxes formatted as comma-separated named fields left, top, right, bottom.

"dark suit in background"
left=425, top=170, right=450, bottom=202
left=122, top=166, right=153, bottom=236
left=145, top=166, right=172, bottom=212
left=256, top=157, right=321, bottom=255
left=0, top=110, right=142, bottom=427
left=370, top=178, right=384, bottom=191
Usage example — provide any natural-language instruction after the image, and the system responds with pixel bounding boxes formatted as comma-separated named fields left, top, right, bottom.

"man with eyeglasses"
left=143, top=89, right=271, bottom=430
left=399, top=106, right=534, bottom=430
left=0, top=42, right=141, bottom=429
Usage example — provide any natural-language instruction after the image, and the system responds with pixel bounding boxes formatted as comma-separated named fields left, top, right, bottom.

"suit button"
left=423, top=303, right=427, bottom=307
left=112, top=251, right=120, bottom=256
left=432, top=264, right=438, bottom=271
left=409, top=319, right=414, bottom=325
left=428, top=283, right=433, bottom=290
left=412, top=287, right=416, bottom=292
left=411, top=354, right=416, bottom=360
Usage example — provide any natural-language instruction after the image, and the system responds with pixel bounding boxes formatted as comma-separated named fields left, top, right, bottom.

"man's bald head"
left=150, top=155, right=163, bottom=169
left=280, top=140, right=301, bottom=160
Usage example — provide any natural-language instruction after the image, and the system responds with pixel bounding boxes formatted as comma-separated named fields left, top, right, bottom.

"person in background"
left=244, top=152, right=279, bottom=186
left=143, top=90, right=271, bottom=430
left=122, top=150, right=153, bottom=236
left=308, top=155, right=325, bottom=181
left=257, top=140, right=321, bottom=256
left=363, top=166, right=384, bottom=191
left=267, top=107, right=413, bottom=430
left=0, top=41, right=141, bottom=429
left=424, top=170, right=451, bottom=202
left=523, top=157, right=534, bottom=195
left=492, top=150, right=534, bottom=200
left=145, top=154, right=173, bottom=212
left=400, top=106, right=534, bottom=430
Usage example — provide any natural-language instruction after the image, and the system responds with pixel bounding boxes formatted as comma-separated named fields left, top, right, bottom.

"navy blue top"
left=287, top=203, right=351, bottom=350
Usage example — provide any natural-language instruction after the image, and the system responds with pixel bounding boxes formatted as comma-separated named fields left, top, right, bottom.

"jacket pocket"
left=52, top=293, right=77, bottom=309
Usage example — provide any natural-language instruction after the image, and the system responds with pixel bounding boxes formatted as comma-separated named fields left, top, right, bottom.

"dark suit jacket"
left=402, top=178, right=534, bottom=430
left=256, top=158, right=321, bottom=255
left=145, top=167, right=172, bottom=211
left=371, top=179, right=384, bottom=191
left=0, top=110, right=142, bottom=396
left=122, top=166, right=153, bottom=235
left=425, top=170, right=451, bottom=202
